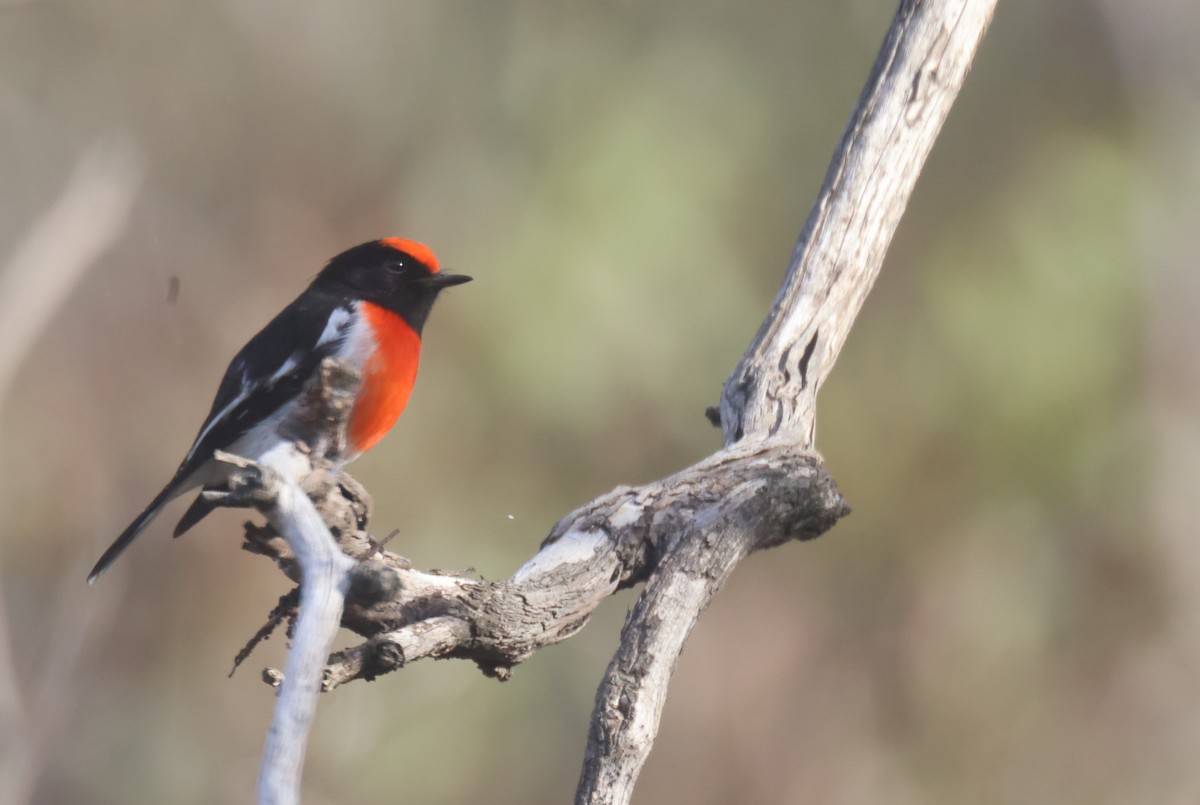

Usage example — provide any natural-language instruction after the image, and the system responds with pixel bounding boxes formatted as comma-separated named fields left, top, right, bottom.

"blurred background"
left=1, top=1, right=1196, bottom=803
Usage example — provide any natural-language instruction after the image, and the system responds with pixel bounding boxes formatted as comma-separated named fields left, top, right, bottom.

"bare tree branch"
left=577, top=4, right=997, bottom=799
left=253, top=460, right=356, bottom=805
left=213, top=360, right=363, bottom=805
left=720, top=0, right=998, bottom=449
left=300, top=444, right=842, bottom=690
left=228, top=1, right=996, bottom=802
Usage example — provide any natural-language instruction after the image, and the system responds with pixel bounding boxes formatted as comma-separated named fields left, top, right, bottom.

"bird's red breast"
left=348, top=301, right=422, bottom=455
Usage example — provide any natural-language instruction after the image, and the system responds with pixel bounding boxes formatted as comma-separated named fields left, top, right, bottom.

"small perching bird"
left=88, top=238, right=470, bottom=583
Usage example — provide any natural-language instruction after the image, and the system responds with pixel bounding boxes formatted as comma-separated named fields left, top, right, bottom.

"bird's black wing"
left=87, top=293, right=354, bottom=583
left=170, top=293, right=356, bottom=486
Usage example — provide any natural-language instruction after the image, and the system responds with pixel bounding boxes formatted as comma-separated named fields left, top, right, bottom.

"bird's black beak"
left=420, top=272, right=473, bottom=289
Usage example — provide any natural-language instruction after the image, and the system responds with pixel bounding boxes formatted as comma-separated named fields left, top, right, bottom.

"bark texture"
left=242, top=1, right=998, bottom=802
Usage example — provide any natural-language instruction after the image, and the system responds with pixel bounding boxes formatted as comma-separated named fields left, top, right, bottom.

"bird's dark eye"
left=385, top=259, right=407, bottom=275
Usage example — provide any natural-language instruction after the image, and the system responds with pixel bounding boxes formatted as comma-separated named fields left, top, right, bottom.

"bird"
left=88, top=238, right=471, bottom=583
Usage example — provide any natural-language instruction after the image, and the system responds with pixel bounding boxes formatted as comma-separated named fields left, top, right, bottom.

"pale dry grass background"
left=2, top=2, right=1198, bottom=803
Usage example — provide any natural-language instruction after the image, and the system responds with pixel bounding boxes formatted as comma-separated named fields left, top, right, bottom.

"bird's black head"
left=314, top=238, right=472, bottom=333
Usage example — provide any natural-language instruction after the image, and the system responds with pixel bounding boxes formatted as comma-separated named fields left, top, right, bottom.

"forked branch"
left=244, top=1, right=997, bottom=803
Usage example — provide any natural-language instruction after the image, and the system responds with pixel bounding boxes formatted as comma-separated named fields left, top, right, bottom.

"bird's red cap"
left=380, top=238, right=440, bottom=273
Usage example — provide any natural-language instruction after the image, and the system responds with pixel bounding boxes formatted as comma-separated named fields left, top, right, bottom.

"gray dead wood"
left=580, top=3, right=997, bottom=798
left=720, top=0, right=998, bottom=452
left=212, top=361, right=362, bottom=805
left=251, top=458, right=355, bottom=805
left=235, top=0, right=997, bottom=803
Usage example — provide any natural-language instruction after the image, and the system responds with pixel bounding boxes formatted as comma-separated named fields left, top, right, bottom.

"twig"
left=230, top=589, right=299, bottom=678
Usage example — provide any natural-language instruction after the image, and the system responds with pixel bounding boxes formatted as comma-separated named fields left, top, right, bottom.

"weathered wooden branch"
left=580, top=2, right=996, bottom=798
left=250, top=457, right=355, bottom=805
left=721, top=0, right=998, bottom=450
left=236, top=437, right=842, bottom=691
left=314, top=443, right=843, bottom=688
left=233, top=1, right=996, bottom=802
left=213, top=361, right=363, bottom=805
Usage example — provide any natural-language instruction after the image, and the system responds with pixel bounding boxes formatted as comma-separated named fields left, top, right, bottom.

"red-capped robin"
left=88, top=238, right=470, bottom=583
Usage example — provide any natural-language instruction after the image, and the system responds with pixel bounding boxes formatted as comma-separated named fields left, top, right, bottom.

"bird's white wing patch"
left=317, top=304, right=356, bottom=349
left=335, top=311, right=377, bottom=367
left=182, top=304, right=358, bottom=466
left=269, top=353, right=302, bottom=383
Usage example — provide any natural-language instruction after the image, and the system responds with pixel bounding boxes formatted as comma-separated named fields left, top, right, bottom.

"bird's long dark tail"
left=172, top=490, right=219, bottom=539
left=88, top=483, right=180, bottom=583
